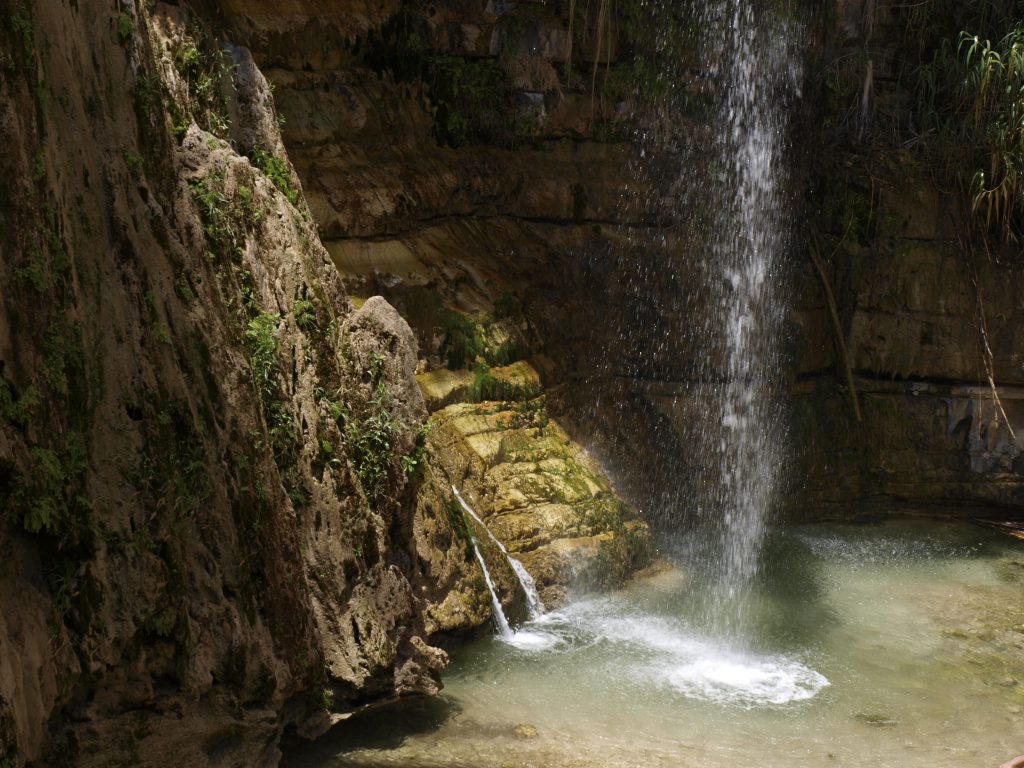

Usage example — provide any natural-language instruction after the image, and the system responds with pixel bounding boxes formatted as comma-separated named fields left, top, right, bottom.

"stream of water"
left=284, top=520, right=1024, bottom=768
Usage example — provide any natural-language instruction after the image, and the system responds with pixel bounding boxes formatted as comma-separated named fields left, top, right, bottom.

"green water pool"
left=285, top=519, right=1024, bottom=768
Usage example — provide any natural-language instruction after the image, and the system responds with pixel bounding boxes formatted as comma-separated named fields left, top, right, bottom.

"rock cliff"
left=3, top=0, right=1023, bottom=765
left=0, top=1, right=652, bottom=764
left=0, top=2, right=446, bottom=764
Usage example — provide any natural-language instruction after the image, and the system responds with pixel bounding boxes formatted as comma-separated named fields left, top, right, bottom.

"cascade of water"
left=694, top=0, right=799, bottom=633
left=616, top=0, right=801, bottom=635
left=452, top=486, right=546, bottom=618
left=467, top=532, right=514, bottom=639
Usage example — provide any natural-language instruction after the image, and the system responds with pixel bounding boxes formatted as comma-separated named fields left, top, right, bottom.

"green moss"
left=437, top=308, right=527, bottom=370
left=467, top=361, right=539, bottom=403
left=446, top=498, right=475, bottom=561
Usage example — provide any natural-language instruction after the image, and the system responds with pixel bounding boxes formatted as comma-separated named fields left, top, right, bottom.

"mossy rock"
left=424, top=397, right=652, bottom=610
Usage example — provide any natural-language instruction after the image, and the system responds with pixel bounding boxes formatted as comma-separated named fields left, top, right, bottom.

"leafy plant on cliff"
left=189, top=170, right=262, bottom=260
left=9, top=4, right=34, bottom=70
left=250, top=149, right=300, bottom=207
left=402, top=423, right=429, bottom=479
left=170, top=33, right=234, bottom=139
left=960, top=27, right=1024, bottom=240
left=363, top=8, right=516, bottom=147
left=245, top=312, right=294, bottom=455
left=907, top=2, right=1024, bottom=241
left=428, top=56, right=513, bottom=147
left=4, top=432, right=89, bottom=538
left=346, top=380, right=398, bottom=503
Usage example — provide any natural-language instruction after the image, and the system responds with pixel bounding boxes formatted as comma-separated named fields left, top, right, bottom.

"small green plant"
left=10, top=4, right=34, bottom=68
left=15, top=247, right=47, bottom=292
left=236, top=185, right=261, bottom=226
left=116, top=12, right=134, bottom=44
left=122, top=149, right=143, bottom=178
left=143, top=606, right=177, bottom=637
left=346, top=381, right=397, bottom=502
left=170, top=35, right=234, bottom=139
left=0, top=379, right=40, bottom=426
left=176, top=273, right=195, bottom=303
left=428, top=56, right=513, bottom=147
left=294, top=298, right=317, bottom=331
left=250, top=149, right=300, bottom=206
left=6, top=431, right=88, bottom=536
left=43, top=318, right=83, bottom=400
left=960, top=27, right=1024, bottom=239
left=245, top=312, right=281, bottom=402
left=30, top=150, right=44, bottom=181
left=369, top=351, right=386, bottom=379
left=402, top=423, right=429, bottom=479
left=243, top=312, right=295, bottom=457
left=189, top=170, right=260, bottom=260
left=321, top=688, right=336, bottom=711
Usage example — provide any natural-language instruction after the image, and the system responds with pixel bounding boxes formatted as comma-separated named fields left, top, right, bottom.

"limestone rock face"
left=0, top=2, right=444, bottom=765
left=426, top=396, right=653, bottom=611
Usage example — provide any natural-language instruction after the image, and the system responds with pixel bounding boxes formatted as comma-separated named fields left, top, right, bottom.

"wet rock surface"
left=425, top=386, right=653, bottom=611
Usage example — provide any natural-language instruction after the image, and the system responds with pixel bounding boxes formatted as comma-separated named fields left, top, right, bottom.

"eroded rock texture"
left=0, top=2, right=448, bottom=764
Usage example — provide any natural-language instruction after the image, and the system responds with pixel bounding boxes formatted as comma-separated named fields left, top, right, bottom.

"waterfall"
left=467, top=531, right=514, bottom=640
left=695, top=0, right=800, bottom=631
left=452, top=486, right=546, bottom=618
left=619, top=0, right=801, bottom=634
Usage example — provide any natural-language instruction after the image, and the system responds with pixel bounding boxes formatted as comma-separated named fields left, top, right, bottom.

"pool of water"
left=284, top=520, right=1024, bottom=768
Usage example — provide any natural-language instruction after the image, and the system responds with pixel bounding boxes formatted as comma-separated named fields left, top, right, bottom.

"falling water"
left=452, top=486, right=546, bottom=618
left=619, top=0, right=803, bottom=635
left=467, top=532, right=514, bottom=640
left=699, top=0, right=799, bottom=632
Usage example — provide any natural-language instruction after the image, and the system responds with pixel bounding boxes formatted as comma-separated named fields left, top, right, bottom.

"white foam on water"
left=498, top=627, right=564, bottom=652
left=558, top=610, right=829, bottom=706
left=660, top=653, right=828, bottom=706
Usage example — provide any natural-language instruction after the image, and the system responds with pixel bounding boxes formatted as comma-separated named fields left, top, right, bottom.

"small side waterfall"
left=452, top=486, right=545, bottom=618
left=467, top=531, right=514, bottom=640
